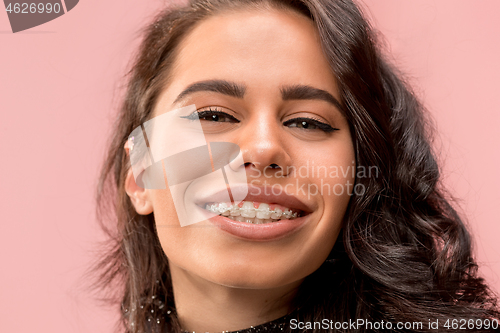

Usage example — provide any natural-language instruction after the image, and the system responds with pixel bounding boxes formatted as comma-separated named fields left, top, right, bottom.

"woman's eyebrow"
left=280, top=85, right=344, bottom=112
left=173, top=79, right=246, bottom=104
left=173, top=80, right=344, bottom=112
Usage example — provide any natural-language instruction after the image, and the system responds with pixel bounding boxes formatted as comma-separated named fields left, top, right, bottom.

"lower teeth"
left=227, top=216, right=277, bottom=224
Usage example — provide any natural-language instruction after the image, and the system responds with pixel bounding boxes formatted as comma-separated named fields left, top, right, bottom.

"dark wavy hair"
left=92, top=0, right=500, bottom=332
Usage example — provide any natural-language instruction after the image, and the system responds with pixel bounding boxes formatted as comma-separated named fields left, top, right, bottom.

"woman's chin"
left=209, top=276, right=302, bottom=291
left=190, top=261, right=309, bottom=290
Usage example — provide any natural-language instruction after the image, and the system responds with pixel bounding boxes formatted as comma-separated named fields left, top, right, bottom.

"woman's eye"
left=182, top=108, right=239, bottom=123
left=283, top=117, right=338, bottom=133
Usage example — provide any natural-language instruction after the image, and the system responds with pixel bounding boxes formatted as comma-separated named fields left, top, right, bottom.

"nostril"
left=243, top=162, right=282, bottom=171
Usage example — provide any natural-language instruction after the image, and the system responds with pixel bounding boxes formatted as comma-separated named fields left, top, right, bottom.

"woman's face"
left=137, top=8, right=355, bottom=288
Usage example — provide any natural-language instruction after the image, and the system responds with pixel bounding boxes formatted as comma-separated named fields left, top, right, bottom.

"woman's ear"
left=124, top=168, right=154, bottom=215
left=124, top=142, right=154, bottom=215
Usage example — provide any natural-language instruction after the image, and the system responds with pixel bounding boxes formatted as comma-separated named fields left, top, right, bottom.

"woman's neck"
left=169, top=264, right=301, bottom=332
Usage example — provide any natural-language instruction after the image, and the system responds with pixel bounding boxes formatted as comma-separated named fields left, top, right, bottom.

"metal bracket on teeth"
left=205, top=203, right=298, bottom=219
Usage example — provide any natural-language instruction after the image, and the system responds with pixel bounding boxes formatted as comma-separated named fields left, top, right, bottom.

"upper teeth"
left=205, top=201, right=298, bottom=220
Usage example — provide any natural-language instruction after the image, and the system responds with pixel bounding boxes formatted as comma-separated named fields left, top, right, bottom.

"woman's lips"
left=194, top=184, right=315, bottom=214
left=208, top=213, right=310, bottom=241
left=193, top=184, right=315, bottom=239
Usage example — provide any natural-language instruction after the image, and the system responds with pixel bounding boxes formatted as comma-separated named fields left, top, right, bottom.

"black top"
left=180, top=313, right=291, bottom=333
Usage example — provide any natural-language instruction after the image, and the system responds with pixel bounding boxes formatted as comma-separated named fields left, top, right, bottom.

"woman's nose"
left=231, top=114, right=292, bottom=177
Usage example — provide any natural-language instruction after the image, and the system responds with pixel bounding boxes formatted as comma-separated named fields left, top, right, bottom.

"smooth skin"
left=125, top=7, right=355, bottom=332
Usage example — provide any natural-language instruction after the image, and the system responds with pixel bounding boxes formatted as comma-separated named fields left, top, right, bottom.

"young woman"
left=94, top=0, right=500, bottom=332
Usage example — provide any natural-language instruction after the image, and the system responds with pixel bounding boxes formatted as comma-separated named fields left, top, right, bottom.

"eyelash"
left=182, top=107, right=339, bottom=133
left=182, top=107, right=239, bottom=123
left=283, top=117, right=338, bottom=133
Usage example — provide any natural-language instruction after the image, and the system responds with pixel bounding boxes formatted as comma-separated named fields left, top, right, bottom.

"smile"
left=205, top=201, right=301, bottom=224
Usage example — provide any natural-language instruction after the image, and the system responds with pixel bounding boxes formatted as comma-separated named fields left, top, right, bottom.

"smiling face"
left=128, top=7, right=355, bottom=289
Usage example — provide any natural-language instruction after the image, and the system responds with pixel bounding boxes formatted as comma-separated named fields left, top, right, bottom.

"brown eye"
left=199, top=112, right=237, bottom=123
left=207, top=114, right=220, bottom=122
left=283, top=117, right=338, bottom=133
left=297, top=120, right=312, bottom=129
left=182, top=108, right=239, bottom=123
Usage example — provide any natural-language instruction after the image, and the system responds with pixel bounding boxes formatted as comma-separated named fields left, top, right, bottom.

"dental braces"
left=205, top=203, right=299, bottom=219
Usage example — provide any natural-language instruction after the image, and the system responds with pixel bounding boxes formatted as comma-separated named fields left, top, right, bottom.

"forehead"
left=162, top=7, right=339, bottom=106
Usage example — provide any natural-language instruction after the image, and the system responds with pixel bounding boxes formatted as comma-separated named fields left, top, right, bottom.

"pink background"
left=1, top=1, right=498, bottom=331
